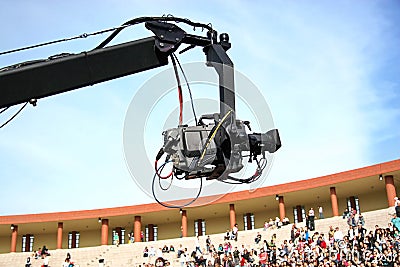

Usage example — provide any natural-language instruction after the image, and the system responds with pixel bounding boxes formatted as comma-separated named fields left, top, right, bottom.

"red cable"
left=154, top=160, right=173, bottom=179
left=178, top=85, right=183, bottom=124
left=170, top=55, right=183, bottom=125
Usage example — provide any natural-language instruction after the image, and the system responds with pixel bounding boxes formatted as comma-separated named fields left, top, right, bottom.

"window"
left=154, top=226, right=158, bottom=241
left=22, top=234, right=34, bottom=252
left=145, top=225, right=158, bottom=241
left=347, top=196, right=360, bottom=214
left=68, top=231, right=80, bottom=249
left=194, top=219, right=206, bottom=236
left=243, top=213, right=255, bottom=230
left=112, top=228, right=125, bottom=244
left=293, top=206, right=306, bottom=223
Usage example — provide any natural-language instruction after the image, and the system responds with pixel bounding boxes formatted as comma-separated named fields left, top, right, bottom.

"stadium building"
left=0, top=159, right=399, bottom=254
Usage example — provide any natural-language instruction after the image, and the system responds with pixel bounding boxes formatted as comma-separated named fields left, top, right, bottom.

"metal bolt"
left=175, top=37, right=180, bottom=41
left=159, top=43, right=164, bottom=47
left=160, top=35, right=164, bottom=39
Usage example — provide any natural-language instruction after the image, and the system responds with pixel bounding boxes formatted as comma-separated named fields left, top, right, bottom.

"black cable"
left=221, top=157, right=268, bottom=185
left=172, top=53, right=198, bottom=126
left=95, top=16, right=214, bottom=49
left=0, top=102, right=28, bottom=129
left=152, top=161, right=203, bottom=208
left=0, top=25, right=130, bottom=56
left=158, top=161, right=174, bottom=191
left=0, top=16, right=213, bottom=55
left=170, top=55, right=183, bottom=125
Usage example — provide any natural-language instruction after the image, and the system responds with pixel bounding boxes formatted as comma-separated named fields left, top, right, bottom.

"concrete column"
left=385, top=175, right=397, bottom=207
left=57, top=222, right=63, bottom=249
left=229, top=204, right=236, bottom=229
left=278, top=196, right=285, bottom=221
left=101, top=219, right=109, bottom=245
left=134, top=216, right=142, bottom=242
left=330, top=187, right=339, bottom=217
left=10, top=225, right=18, bottom=253
left=181, top=210, right=188, bottom=237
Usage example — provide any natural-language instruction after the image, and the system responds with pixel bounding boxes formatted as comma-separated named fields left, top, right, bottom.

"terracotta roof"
left=1, top=159, right=399, bottom=225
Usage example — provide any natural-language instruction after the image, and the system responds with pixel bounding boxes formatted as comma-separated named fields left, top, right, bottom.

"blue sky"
left=0, top=1, right=399, bottom=215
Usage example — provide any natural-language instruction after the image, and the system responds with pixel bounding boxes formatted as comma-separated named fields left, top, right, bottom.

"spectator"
left=177, top=244, right=183, bottom=257
left=42, top=254, right=49, bottom=267
left=290, top=224, right=298, bottom=242
left=282, top=217, right=290, bottom=226
left=347, top=213, right=357, bottom=227
left=232, top=246, right=240, bottom=266
left=342, top=208, right=350, bottom=219
left=308, top=207, right=315, bottom=230
left=217, top=244, right=224, bottom=255
left=254, top=232, right=262, bottom=244
left=169, top=245, right=175, bottom=253
left=33, top=249, right=40, bottom=259
left=25, top=257, right=31, bottom=267
left=231, top=224, right=238, bottom=241
left=358, top=213, right=365, bottom=226
left=268, top=218, right=275, bottom=229
left=224, top=229, right=231, bottom=241
left=140, top=230, right=144, bottom=242
left=113, top=232, right=119, bottom=246
left=42, top=245, right=50, bottom=256
left=179, top=250, right=187, bottom=267
left=275, top=217, right=281, bottom=229
left=128, top=231, right=134, bottom=243
left=63, top=258, right=74, bottom=267
left=259, top=248, right=267, bottom=267
left=263, top=221, right=269, bottom=231
left=143, top=246, right=149, bottom=257
left=162, top=245, right=169, bottom=253
left=195, top=236, right=202, bottom=254
left=156, top=247, right=163, bottom=258
left=206, top=235, right=211, bottom=253
left=333, top=227, right=344, bottom=242
left=149, top=246, right=156, bottom=257
left=155, top=257, right=164, bottom=267
left=318, top=206, right=324, bottom=219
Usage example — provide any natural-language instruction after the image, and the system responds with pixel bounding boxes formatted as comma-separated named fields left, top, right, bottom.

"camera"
left=157, top=112, right=281, bottom=182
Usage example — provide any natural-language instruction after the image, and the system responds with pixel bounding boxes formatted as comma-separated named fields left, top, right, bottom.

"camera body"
left=160, top=113, right=281, bottom=181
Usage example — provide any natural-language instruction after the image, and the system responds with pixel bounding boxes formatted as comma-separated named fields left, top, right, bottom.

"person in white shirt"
left=179, top=251, right=187, bottom=267
left=333, top=227, right=344, bottom=242
left=42, top=254, right=49, bottom=267
left=318, top=206, right=324, bottom=219
left=195, top=236, right=202, bottom=254
left=308, top=208, right=315, bottom=230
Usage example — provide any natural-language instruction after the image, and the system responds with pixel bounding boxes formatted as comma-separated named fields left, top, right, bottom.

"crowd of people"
left=139, top=206, right=400, bottom=267
left=22, top=205, right=400, bottom=267
left=25, top=249, right=74, bottom=267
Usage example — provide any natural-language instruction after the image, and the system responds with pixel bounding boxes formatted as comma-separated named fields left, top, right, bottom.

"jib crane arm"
left=0, top=18, right=234, bottom=116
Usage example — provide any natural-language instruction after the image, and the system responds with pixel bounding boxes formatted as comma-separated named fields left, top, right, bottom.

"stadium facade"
left=0, top=159, right=399, bottom=254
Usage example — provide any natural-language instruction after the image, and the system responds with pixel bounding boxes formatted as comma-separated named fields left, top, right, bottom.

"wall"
left=32, top=232, right=57, bottom=252
left=359, top=190, right=388, bottom=212
left=0, top=236, right=11, bottom=253
left=79, top=230, right=101, bottom=248
left=157, top=222, right=180, bottom=240
left=253, top=208, right=280, bottom=229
